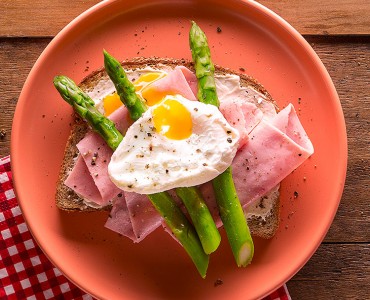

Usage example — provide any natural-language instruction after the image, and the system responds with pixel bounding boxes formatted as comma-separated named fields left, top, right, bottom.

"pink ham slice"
left=105, top=194, right=136, bottom=241
left=64, top=156, right=103, bottom=204
left=76, top=133, right=119, bottom=206
left=144, top=66, right=198, bottom=100
left=220, top=99, right=264, bottom=149
left=175, top=66, right=198, bottom=98
left=123, top=192, right=162, bottom=242
left=64, top=106, right=131, bottom=207
left=232, top=104, right=314, bottom=207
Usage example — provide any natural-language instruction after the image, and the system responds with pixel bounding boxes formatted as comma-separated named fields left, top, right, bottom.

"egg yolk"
left=135, top=73, right=171, bottom=106
left=134, top=72, right=164, bottom=91
left=153, top=99, right=192, bottom=140
left=142, top=88, right=173, bottom=107
left=103, top=93, right=122, bottom=116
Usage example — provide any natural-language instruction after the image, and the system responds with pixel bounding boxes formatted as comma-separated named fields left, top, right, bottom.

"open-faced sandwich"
left=53, top=22, right=314, bottom=278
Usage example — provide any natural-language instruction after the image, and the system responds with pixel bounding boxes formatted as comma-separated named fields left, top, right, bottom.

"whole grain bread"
left=55, top=57, right=280, bottom=238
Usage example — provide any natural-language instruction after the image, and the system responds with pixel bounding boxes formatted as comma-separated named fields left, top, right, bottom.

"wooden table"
left=1, top=1, right=369, bottom=299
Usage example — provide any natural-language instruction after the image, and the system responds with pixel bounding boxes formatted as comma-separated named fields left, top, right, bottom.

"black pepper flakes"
left=294, top=191, right=299, bottom=198
left=216, top=26, right=222, bottom=33
left=214, top=278, right=223, bottom=287
left=227, top=137, right=232, bottom=143
left=91, top=152, right=98, bottom=165
left=259, top=198, right=265, bottom=209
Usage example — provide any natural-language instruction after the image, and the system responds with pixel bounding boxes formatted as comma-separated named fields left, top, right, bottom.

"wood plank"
left=0, top=39, right=369, bottom=243
left=304, top=38, right=370, bottom=243
left=260, top=0, right=370, bottom=35
left=0, top=38, right=51, bottom=156
left=287, top=243, right=370, bottom=299
left=1, top=0, right=369, bottom=37
left=0, top=0, right=101, bottom=37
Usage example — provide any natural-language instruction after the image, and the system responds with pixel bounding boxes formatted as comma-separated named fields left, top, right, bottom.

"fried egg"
left=108, top=95, right=240, bottom=194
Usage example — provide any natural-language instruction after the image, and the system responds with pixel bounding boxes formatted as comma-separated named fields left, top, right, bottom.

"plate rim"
left=11, top=0, right=348, bottom=299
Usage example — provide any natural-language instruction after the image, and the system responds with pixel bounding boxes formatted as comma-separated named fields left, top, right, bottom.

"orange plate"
left=12, top=1, right=347, bottom=299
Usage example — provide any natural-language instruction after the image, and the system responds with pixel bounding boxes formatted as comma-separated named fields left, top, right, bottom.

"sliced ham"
left=175, top=66, right=198, bottom=98
left=142, top=66, right=198, bottom=101
left=123, top=192, right=162, bottom=242
left=104, top=195, right=136, bottom=241
left=231, top=104, right=314, bottom=207
left=64, top=156, right=104, bottom=205
left=220, top=99, right=264, bottom=149
left=76, top=132, right=119, bottom=206
left=64, top=106, right=131, bottom=207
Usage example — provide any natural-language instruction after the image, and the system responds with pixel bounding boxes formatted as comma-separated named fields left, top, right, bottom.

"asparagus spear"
left=53, top=76, right=123, bottom=150
left=175, top=187, right=221, bottom=255
left=102, top=50, right=147, bottom=121
left=53, top=75, right=209, bottom=277
left=148, top=193, right=209, bottom=275
left=189, top=21, right=254, bottom=267
left=103, top=50, right=221, bottom=254
left=212, top=168, right=254, bottom=266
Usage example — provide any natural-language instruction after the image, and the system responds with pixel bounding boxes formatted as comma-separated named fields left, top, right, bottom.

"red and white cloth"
left=0, top=155, right=291, bottom=300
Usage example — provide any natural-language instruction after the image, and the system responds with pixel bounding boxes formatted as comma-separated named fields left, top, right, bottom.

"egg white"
left=108, top=95, right=240, bottom=194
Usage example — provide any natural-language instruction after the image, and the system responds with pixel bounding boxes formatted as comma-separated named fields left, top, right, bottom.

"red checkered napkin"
left=0, top=155, right=291, bottom=300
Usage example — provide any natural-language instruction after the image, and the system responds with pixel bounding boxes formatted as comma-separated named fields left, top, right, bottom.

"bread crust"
left=55, top=57, right=280, bottom=238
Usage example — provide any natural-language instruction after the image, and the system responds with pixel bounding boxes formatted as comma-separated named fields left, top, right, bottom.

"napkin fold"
left=0, top=155, right=291, bottom=300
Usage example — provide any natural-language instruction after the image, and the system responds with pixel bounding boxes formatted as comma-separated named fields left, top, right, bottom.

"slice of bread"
left=55, top=57, right=280, bottom=238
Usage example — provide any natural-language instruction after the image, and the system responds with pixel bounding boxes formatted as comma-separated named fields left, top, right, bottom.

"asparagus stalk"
left=212, top=168, right=254, bottom=266
left=148, top=193, right=209, bottom=276
left=189, top=21, right=254, bottom=267
left=102, top=50, right=147, bottom=121
left=53, top=75, right=209, bottom=277
left=175, top=187, right=221, bottom=255
left=103, top=50, right=221, bottom=254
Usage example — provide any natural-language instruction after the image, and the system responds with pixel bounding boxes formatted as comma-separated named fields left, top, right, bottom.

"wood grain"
left=287, top=243, right=370, bottom=299
left=1, top=0, right=369, bottom=37
left=260, top=0, right=370, bottom=35
left=0, top=38, right=51, bottom=156
left=0, top=0, right=101, bottom=37
left=305, top=38, right=370, bottom=243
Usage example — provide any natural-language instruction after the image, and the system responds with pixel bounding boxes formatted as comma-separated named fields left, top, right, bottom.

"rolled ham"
left=232, top=103, right=313, bottom=207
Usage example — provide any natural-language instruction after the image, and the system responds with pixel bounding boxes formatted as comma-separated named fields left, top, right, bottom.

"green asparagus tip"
left=53, top=75, right=75, bottom=105
left=103, top=49, right=110, bottom=58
